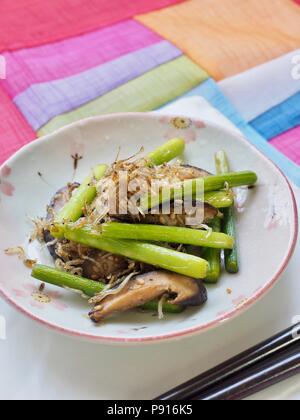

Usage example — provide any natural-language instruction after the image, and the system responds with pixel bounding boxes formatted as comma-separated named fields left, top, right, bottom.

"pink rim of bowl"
left=0, top=113, right=298, bottom=344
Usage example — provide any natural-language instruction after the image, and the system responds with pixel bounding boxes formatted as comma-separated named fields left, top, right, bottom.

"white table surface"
left=1, top=189, right=299, bottom=400
left=1, top=100, right=299, bottom=400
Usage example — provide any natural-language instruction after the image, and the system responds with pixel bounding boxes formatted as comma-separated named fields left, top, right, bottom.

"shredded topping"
left=86, top=159, right=201, bottom=225
left=200, top=224, right=213, bottom=238
left=224, top=181, right=230, bottom=191
left=89, top=271, right=139, bottom=305
left=29, top=217, right=49, bottom=243
left=55, top=258, right=84, bottom=276
left=158, top=294, right=168, bottom=320
left=5, top=246, right=37, bottom=269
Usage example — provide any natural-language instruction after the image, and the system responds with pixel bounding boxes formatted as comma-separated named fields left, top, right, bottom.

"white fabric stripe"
left=218, top=50, right=300, bottom=122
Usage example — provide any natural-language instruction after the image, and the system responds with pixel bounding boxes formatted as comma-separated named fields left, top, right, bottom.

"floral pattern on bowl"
left=13, top=283, right=68, bottom=311
left=0, top=165, right=14, bottom=201
left=159, top=116, right=205, bottom=143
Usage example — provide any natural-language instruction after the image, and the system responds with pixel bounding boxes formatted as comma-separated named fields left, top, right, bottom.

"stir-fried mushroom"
left=43, top=184, right=79, bottom=258
left=115, top=164, right=216, bottom=226
left=115, top=200, right=218, bottom=227
left=43, top=185, right=137, bottom=282
left=54, top=240, right=132, bottom=280
left=42, top=162, right=216, bottom=282
left=89, top=271, right=208, bottom=322
left=179, top=164, right=211, bottom=179
left=103, top=163, right=216, bottom=226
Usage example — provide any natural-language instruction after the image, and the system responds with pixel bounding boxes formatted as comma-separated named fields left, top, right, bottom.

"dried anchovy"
left=5, top=246, right=37, bottom=269
left=87, top=159, right=207, bottom=225
left=89, top=271, right=139, bottom=305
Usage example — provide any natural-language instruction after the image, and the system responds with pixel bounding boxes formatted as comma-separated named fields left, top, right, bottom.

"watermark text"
left=97, top=170, right=206, bottom=226
left=291, top=54, right=300, bottom=80
left=0, top=55, right=6, bottom=80
left=0, top=315, right=6, bottom=340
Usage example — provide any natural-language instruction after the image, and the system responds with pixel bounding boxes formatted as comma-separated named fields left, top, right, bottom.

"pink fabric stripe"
left=270, top=126, right=300, bottom=165
left=0, top=87, right=36, bottom=165
left=0, top=0, right=185, bottom=52
left=14, top=41, right=181, bottom=131
left=2, top=20, right=161, bottom=98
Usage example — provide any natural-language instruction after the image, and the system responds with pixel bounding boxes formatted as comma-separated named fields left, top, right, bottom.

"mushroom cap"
left=89, top=271, right=208, bottom=322
left=137, top=200, right=218, bottom=227
left=43, top=184, right=79, bottom=259
left=180, top=164, right=211, bottom=179
left=43, top=184, right=131, bottom=281
left=113, top=164, right=217, bottom=226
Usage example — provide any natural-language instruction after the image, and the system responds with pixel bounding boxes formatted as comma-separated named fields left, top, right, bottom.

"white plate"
left=0, top=113, right=297, bottom=343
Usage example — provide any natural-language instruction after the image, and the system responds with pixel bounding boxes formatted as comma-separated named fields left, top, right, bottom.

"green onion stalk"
left=31, top=265, right=184, bottom=314
left=51, top=224, right=209, bottom=279
left=140, top=171, right=258, bottom=212
left=54, top=138, right=186, bottom=229
left=215, top=151, right=240, bottom=273
left=147, top=138, right=185, bottom=166
left=100, top=222, right=234, bottom=250
left=55, top=163, right=108, bottom=225
left=202, top=217, right=222, bottom=283
left=203, top=190, right=234, bottom=208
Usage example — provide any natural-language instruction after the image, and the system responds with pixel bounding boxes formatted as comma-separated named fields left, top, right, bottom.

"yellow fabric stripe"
left=38, top=56, right=208, bottom=136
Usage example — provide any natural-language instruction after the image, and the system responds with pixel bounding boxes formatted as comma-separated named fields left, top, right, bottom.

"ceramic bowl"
left=0, top=113, right=297, bottom=343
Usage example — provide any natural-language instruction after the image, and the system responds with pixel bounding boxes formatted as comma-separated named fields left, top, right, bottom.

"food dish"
left=28, top=139, right=257, bottom=323
left=0, top=114, right=297, bottom=343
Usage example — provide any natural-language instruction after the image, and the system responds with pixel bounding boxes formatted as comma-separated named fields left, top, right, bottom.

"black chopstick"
left=155, top=324, right=300, bottom=400
left=196, top=343, right=300, bottom=400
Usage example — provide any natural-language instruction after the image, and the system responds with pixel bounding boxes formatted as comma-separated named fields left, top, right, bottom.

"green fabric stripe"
left=38, top=56, right=208, bottom=136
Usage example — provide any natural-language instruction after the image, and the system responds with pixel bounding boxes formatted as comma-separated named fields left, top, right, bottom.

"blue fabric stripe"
left=175, top=79, right=300, bottom=186
left=250, top=92, right=300, bottom=140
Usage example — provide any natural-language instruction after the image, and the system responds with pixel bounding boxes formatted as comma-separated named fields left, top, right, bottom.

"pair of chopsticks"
left=155, top=324, right=300, bottom=400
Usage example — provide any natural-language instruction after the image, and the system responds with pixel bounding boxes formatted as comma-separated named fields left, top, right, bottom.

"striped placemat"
left=0, top=0, right=299, bottom=185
